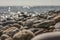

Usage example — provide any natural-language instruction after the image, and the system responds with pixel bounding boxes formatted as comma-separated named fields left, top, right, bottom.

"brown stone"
left=1, top=34, right=13, bottom=40
left=3, top=27, right=19, bottom=37
left=13, top=29, right=35, bottom=40
left=53, top=15, right=60, bottom=23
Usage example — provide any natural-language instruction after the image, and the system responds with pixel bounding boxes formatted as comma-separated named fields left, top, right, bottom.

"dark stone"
left=2, top=20, right=16, bottom=26
left=0, top=30, right=3, bottom=36
left=17, top=21, right=24, bottom=26
left=32, top=20, right=55, bottom=28
left=28, top=28, right=41, bottom=33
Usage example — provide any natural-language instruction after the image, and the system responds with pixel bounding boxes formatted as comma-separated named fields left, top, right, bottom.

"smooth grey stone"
left=54, top=22, right=60, bottom=29
left=0, top=25, right=4, bottom=29
left=25, top=18, right=37, bottom=28
left=31, top=32, right=60, bottom=40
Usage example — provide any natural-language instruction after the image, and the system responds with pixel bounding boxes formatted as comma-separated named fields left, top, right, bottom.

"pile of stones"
left=0, top=10, right=60, bottom=40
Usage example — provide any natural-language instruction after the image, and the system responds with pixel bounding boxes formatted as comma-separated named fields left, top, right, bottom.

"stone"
left=17, top=21, right=24, bottom=26
left=53, top=15, right=60, bottom=23
left=2, top=20, right=16, bottom=26
left=13, top=29, right=35, bottom=40
left=0, top=30, right=3, bottom=36
left=0, top=25, right=4, bottom=29
left=28, top=28, right=41, bottom=33
left=53, top=29, right=60, bottom=32
left=31, top=32, right=60, bottom=40
left=12, top=23, right=23, bottom=29
left=54, top=22, right=60, bottom=29
left=33, top=20, right=43, bottom=24
left=1, top=34, right=13, bottom=40
left=32, top=20, right=55, bottom=28
left=24, top=18, right=36, bottom=28
left=3, top=27, right=19, bottom=37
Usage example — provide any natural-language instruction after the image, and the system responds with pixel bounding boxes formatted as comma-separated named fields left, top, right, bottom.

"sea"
left=0, top=6, right=60, bottom=12
left=0, top=6, right=60, bottom=19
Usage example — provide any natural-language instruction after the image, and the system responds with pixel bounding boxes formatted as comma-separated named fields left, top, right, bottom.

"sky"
left=0, top=0, right=60, bottom=6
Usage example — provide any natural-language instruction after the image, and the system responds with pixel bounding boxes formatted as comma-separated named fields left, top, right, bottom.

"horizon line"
left=0, top=5, right=60, bottom=6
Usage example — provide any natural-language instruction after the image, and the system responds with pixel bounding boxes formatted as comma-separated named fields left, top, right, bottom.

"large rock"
left=24, top=18, right=37, bottom=28
left=35, top=29, right=47, bottom=35
left=33, top=20, right=43, bottom=24
left=13, top=29, right=35, bottom=40
left=39, top=14, right=47, bottom=19
left=53, top=15, right=60, bottom=23
left=3, top=27, right=19, bottom=37
left=53, top=22, right=60, bottom=32
left=31, top=32, right=60, bottom=40
left=2, top=20, right=16, bottom=26
left=0, top=25, right=4, bottom=29
left=54, top=22, right=60, bottom=29
left=32, top=20, right=55, bottom=28
left=14, top=17, right=24, bottom=21
left=6, top=17, right=14, bottom=20
left=1, top=34, right=13, bottom=40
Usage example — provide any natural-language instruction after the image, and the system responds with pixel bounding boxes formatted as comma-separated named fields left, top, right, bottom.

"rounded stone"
left=53, top=15, right=60, bottom=23
left=1, top=34, right=13, bottom=40
left=3, top=27, right=19, bottom=37
left=13, top=29, right=35, bottom=40
left=54, top=22, right=60, bottom=29
left=31, top=32, right=60, bottom=40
